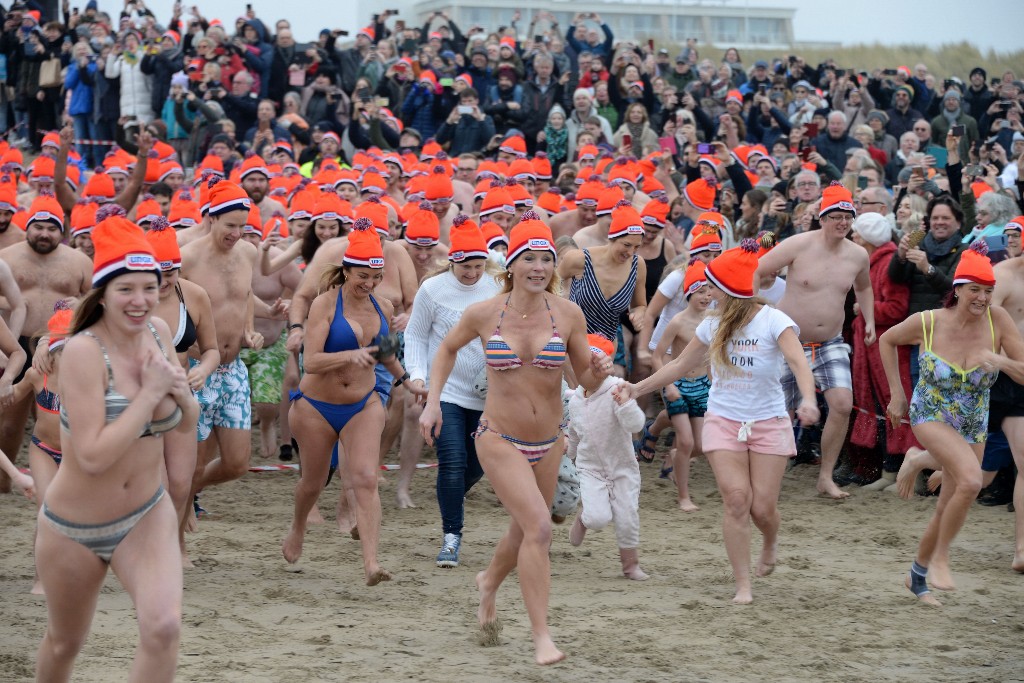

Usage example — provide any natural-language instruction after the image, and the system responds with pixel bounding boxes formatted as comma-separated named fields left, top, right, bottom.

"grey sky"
left=143, top=0, right=1023, bottom=53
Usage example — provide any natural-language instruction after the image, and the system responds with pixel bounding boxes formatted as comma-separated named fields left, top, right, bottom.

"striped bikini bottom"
left=472, top=419, right=567, bottom=466
left=42, top=486, right=165, bottom=563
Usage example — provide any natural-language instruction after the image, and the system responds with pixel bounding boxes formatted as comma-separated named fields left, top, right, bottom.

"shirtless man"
left=573, top=190, right=620, bottom=248
left=240, top=157, right=287, bottom=224
left=755, top=183, right=875, bottom=499
left=180, top=180, right=264, bottom=495
left=991, top=254, right=1024, bottom=572
left=550, top=182, right=600, bottom=240
left=0, top=197, right=92, bottom=491
left=242, top=222, right=302, bottom=460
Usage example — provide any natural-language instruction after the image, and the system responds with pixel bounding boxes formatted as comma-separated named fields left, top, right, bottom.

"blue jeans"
left=72, top=114, right=99, bottom=166
left=436, top=402, right=484, bottom=536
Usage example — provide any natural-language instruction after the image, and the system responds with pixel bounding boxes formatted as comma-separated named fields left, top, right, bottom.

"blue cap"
left=754, top=60, right=769, bottom=69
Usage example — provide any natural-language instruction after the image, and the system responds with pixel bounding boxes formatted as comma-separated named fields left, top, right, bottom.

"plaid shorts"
left=781, top=335, right=851, bottom=411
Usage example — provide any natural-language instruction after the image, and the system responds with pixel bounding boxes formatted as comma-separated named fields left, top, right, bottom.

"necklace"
left=507, top=296, right=543, bottom=319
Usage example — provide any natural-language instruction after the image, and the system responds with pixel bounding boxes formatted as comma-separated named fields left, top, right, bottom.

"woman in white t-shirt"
left=615, top=239, right=819, bottom=604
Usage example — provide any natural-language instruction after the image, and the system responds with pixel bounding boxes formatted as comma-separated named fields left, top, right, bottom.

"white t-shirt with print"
left=695, top=305, right=799, bottom=421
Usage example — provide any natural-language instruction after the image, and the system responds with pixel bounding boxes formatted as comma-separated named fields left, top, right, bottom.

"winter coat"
left=141, top=48, right=184, bottom=118
left=105, top=50, right=153, bottom=121
left=66, top=59, right=97, bottom=117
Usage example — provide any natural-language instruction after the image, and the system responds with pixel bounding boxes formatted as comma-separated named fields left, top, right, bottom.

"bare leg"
left=161, top=428, right=197, bottom=568
left=705, top=449, right=754, bottom=604
left=1002, top=418, right=1024, bottom=572
left=817, top=387, right=853, bottom=499
left=671, top=414, right=700, bottom=511
left=395, top=392, right=424, bottom=509
left=278, top=353, right=300, bottom=452
left=254, top=403, right=278, bottom=460
left=378, top=387, right=403, bottom=473
left=282, top=401, right=337, bottom=564
left=748, top=452, right=789, bottom=578
left=339, top=397, right=390, bottom=585
left=198, top=427, right=252, bottom=488
left=896, top=447, right=940, bottom=499
left=28, top=446, right=59, bottom=594
left=911, top=422, right=984, bottom=591
left=0, top=391, right=32, bottom=493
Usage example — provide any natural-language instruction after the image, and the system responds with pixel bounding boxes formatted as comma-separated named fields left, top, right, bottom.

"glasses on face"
left=857, top=200, right=884, bottom=207
left=795, top=182, right=817, bottom=188
left=824, top=213, right=854, bottom=224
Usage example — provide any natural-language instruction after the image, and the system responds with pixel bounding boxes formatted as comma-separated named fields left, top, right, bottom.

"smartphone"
left=857, top=176, right=869, bottom=190
left=950, top=124, right=966, bottom=136
left=375, top=97, right=389, bottom=107
left=757, top=84, right=768, bottom=93
left=457, top=105, right=473, bottom=115
left=835, top=68, right=846, bottom=77
left=991, top=77, right=1001, bottom=86
left=964, top=164, right=985, bottom=176
left=534, top=34, right=543, bottom=43
left=246, top=3, right=252, bottom=11
left=804, top=123, right=819, bottom=138
left=622, top=134, right=632, bottom=147
left=696, top=143, right=713, bottom=155
left=439, top=77, right=454, bottom=87
left=1000, top=100, right=1014, bottom=110
left=984, top=234, right=1008, bottom=254
left=356, top=86, right=371, bottom=102
left=648, top=39, right=655, bottom=52
left=658, top=136, right=678, bottom=155
left=799, top=146, right=816, bottom=161
left=912, top=167, right=925, bottom=179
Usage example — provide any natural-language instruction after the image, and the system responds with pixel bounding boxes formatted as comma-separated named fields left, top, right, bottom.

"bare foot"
left=905, top=575, right=942, bottom=606
left=622, top=565, right=649, bottom=581
left=185, top=507, right=199, bottom=533
left=306, top=506, right=325, bottom=525
left=30, top=581, right=44, bottom=596
left=478, top=619, right=502, bottom=647
left=928, top=563, right=956, bottom=592
left=476, top=570, right=498, bottom=630
left=569, top=516, right=586, bottom=547
left=896, top=447, right=926, bottom=500
left=732, top=587, right=753, bottom=605
left=533, top=635, right=566, bottom=665
left=335, top=506, right=357, bottom=537
left=180, top=550, right=195, bottom=569
left=678, top=498, right=699, bottom=512
left=1012, top=552, right=1024, bottom=573
left=755, top=543, right=777, bottom=578
left=366, top=567, right=392, bottom=586
left=926, top=470, right=943, bottom=493
left=817, top=477, right=851, bottom=499
left=396, top=489, right=416, bottom=509
left=282, top=526, right=305, bottom=564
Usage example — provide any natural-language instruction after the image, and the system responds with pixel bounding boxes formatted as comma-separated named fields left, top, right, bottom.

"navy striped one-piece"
left=568, top=249, right=638, bottom=341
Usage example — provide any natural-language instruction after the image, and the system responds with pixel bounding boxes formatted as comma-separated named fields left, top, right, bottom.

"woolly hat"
left=28, top=156, right=56, bottom=184
left=608, top=200, right=645, bottom=240
left=504, top=179, right=534, bottom=208
left=577, top=144, right=599, bottom=162
left=423, top=165, right=454, bottom=202
left=689, top=222, right=724, bottom=255
left=586, top=334, right=615, bottom=358
left=358, top=25, right=375, bottom=41
left=91, top=215, right=161, bottom=288
left=288, top=187, right=316, bottom=221
left=894, top=84, right=914, bottom=100
left=343, top=218, right=385, bottom=268
left=952, top=240, right=995, bottom=287
left=47, top=301, right=74, bottom=353
left=1004, top=216, right=1024, bottom=233
left=0, top=182, right=18, bottom=213
left=263, top=212, right=289, bottom=239
left=311, top=191, right=346, bottom=223
left=641, top=196, right=670, bottom=228
left=507, top=158, right=536, bottom=182
left=480, top=185, right=515, bottom=217
left=705, top=239, right=760, bottom=299
left=197, top=153, right=225, bottom=176
left=405, top=201, right=441, bottom=246
left=607, top=159, right=639, bottom=189
left=683, top=178, right=716, bottom=211
left=448, top=215, right=488, bottom=262
left=481, top=221, right=508, bottom=250
left=683, top=260, right=708, bottom=299
left=27, top=192, right=65, bottom=232
left=536, top=187, right=563, bottom=214
left=575, top=179, right=603, bottom=207
left=83, top=169, right=116, bottom=201
left=135, top=194, right=163, bottom=225
left=239, top=152, right=270, bottom=180
left=158, top=160, right=184, bottom=183
left=354, top=196, right=390, bottom=239
left=70, top=201, right=98, bottom=238
left=499, top=135, right=527, bottom=157
left=819, top=181, right=856, bottom=218
left=852, top=212, right=891, bottom=248
left=207, top=178, right=251, bottom=216
left=507, top=211, right=556, bottom=265
left=144, top=217, right=182, bottom=270
left=168, top=190, right=200, bottom=228
left=725, top=89, right=743, bottom=105
left=532, top=153, right=553, bottom=181
left=244, top=204, right=263, bottom=235
left=360, top=170, right=387, bottom=195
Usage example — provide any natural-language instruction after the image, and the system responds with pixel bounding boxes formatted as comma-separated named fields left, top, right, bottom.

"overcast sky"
left=139, top=0, right=1023, bottom=53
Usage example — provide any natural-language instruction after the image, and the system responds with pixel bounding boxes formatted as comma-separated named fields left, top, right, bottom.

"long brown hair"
left=708, top=295, right=764, bottom=377
left=69, top=287, right=106, bottom=334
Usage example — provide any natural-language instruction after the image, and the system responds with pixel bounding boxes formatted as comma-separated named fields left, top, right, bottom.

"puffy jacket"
left=65, top=59, right=97, bottom=117
left=141, top=48, right=184, bottom=118
left=105, top=51, right=153, bottom=121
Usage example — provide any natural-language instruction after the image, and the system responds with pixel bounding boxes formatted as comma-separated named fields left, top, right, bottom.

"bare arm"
left=54, top=124, right=79, bottom=213
left=778, top=327, right=819, bottom=424
left=181, top=280, right=221, bottom=391
left=0, top=260, right=26, bottom=338
left=564, top=302, right=610, bottom=393
left=0, top=315, right=26, bottom=389
left=879, top=312, right=924, bottom=425
left=853, top=252, right=876, bottom=345
left=637, top=287, right=672, bottom=358
left=753, top=234, right=801, bottom=292
left=628, top=257, right=648, bottom=329
left=990, top=306, right=1024, bottom=385
left=260, top=240, right=301, bottom=276
left=114, top=131, right=152, bottom=211
left=631, top=334, right=709, bottom=398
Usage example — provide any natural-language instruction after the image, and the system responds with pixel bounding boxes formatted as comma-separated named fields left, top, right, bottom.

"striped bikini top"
left=60, top=323, right=183, bottom=438
left=568, top=248, right=638, bottom=341
left=485, top=294, right=566, bottom=370
left=36, top=374, right=60, bottom=414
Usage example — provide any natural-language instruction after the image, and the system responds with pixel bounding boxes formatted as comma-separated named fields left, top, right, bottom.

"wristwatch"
left=926, top=265, right=935, bottom=277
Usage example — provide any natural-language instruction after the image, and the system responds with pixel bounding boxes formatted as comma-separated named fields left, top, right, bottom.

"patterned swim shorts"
left=190, top=356, right=251, bottom=441
left=663, top=375, right=711, bottom=418
left=781, top=336, right=851, bottom=411
left=239, top=334, right=289, bottom=405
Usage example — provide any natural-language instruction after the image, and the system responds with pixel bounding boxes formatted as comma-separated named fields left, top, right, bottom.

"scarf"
left=123, top=49, right=140, bottom=66
left=922, top=230, right=958, bottom=261
left=942, top=107, right=960, bottom=126
left=544, top=125, right=568, bottom=163
left=627, top=122, right=645, bottom=157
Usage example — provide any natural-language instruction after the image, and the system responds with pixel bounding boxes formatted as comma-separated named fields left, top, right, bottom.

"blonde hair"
left=708, top=295, right=765, bottom=377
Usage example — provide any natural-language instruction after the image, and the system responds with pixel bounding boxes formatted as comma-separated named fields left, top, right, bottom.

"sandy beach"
left=2, top=448, right=1022, bottom=683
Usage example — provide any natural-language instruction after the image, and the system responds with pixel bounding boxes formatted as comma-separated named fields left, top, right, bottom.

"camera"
left=950, top=124, right=965, bottom=136
left=696, top=143, right=713, bottom=155
left=882, top=68, right=898, bottom=76
left=356, top=86, right=371, bottom=102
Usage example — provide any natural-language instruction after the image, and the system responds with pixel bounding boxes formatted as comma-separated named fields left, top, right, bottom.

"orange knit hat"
left=207, top=178, right=251, bottom=216
left=70, top=200, right=98, bottom=238
left=239, top=152, right=270, bottom=180
left=608, top=200, right=645, bottom=240
left=683, top=178, right=716, bottom=212
left=532, top=153, right=552, bottom=180
left=448, top=214, right=488, bottom=262
left=536, top=187, right=563, bottom=214
left=83, top=170, right=116, bottom=201
left=952, top=240, right=995, bottom=287
left=480, top=185, right=515, bottom=217
left=683, top=260, right=708, bottom=299
left=360, top=170, right=387, bottom=195
left=135, top=194, right=163, bottom=225
left=47, top=300, right=75, bottom=352
left=689, top=221, right=724, bottom=255
left=0, top=179, right=16, bottom=213
left=311, top=190, right=346, bottom=223
left=705, top=239, right=760, bottom=298
left=481, top=221, right=508, bottom=250
left=586, top=333, right=615, bottom=357
left=596, top=184, right=625, bottom=216
left=91, top=213, right=160, bottom=288
left=242, top=204, right=263, bottom=235
left=641, top=196, right=670, bottom=228
left=343, top=218, right=385, bottom=269
left=28, top=156, right=56, bottom=184
left=405, top=201, right=441, bottom=246
left=423, top=165, right=454, bottom=202
left=504, top=178, right=534, bottom=208
left=507, top=158, right=536, bottom=182
left=144, top=217, right=182, bottom=269
left=575, top=178, right=603, bottom=207
left=507, top=211, right=555, bottom=264
left=607, top=159, right=639, bottom=189
left=27, top=192, right=65, bottom=232
left=355, top=195, right=390, bottom=238
left=499, top=135, right=527, bottom=156
left=263, top=212, right=289, bottom=239
left=288, top=186, right=316, bottom=221
left=819, top=181, right=856, bottom=218
left=168, top=190, right=200, bottom=228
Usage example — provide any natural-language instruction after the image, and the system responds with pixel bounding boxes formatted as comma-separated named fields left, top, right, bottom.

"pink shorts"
left=701, top=413, right=796, bottom=456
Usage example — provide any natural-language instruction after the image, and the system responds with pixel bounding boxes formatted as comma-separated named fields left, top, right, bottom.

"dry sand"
left=1, top=450, right=1022, bottom=683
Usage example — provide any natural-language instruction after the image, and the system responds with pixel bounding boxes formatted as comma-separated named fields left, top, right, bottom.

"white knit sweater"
left=405, top=270, right=500, bottom=411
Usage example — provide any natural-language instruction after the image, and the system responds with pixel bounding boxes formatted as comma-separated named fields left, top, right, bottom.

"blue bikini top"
left=325, top=291, right=389, bottom=353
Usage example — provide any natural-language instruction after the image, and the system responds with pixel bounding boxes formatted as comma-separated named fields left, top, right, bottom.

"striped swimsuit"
left=476, top=294, right=568, bottom=465
left=568, top=249, right=638, bottom=341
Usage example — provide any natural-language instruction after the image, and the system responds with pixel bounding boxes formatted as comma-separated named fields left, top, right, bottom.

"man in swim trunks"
left=181, top=179, right=264, bottom=492
left=755, top=183, right=875, bottom=499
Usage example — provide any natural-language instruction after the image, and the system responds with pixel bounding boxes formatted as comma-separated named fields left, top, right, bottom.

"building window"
left=748, top=18, right=784, bottom=45
left=710, top=16, right=743, bottom=43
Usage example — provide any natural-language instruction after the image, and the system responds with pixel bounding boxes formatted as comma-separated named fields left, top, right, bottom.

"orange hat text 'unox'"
left=608, top=200, right=645, bottom=240
left=27, top=192, right=65, bottom=232
left=207, top=178, right=251, bottom=216
left=481, top=221, right=507, bottom=249
left=343, top=218, right=385, bottom=269
left=405, top=201, right=441, bottom=246
left=448, top=215, right=488, bottom=262
left=683, top=260, right=708, bottom=299
left=689, top=222, right=724, bottom=255
left=91, top=215, right=161, bottom=288
left=506, top=211, right=556, bottom=265
left=705, top=239, right=760, bottom=298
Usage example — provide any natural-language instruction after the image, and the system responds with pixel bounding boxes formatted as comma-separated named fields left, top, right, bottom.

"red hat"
left=423, top=165, right=454, bottom=202
left=577, top=144, right=599, bottom=162
left=47, top=301, right=74, bottom=353
left=263, top=212, right=290, bottom=239
left=697, top=211, right=727, bottom=231
left=358, top=26, right=375, bottom=41
left=819, top=181, right=856, bottom=218
left=168, top=190, right=200, bottom=228
left=354, top=196, right=390, bottom=239
left=41, top=132, right=60, bottom=150
left=448, top=215, right=488, bottom=262
left=532, top=153, right=552, bottom=181
left=608, top=200, right=645, bottom=240
left=504, top=178, right=534, bottom=208
left=135, top=194, right=163, bottom=225
left=726, top=89, right=743, bottom=105
left=405, top=201, right=440, bottom=246
left=144, top=217, right=182, bottom=270
left=207, top=178, right=251, bottom=216
left=289, top=187, right=316, bottom=221
left=479, top=185, right=515, bottom=217
left=162, top=29, right=180, bottom=45
left=83, top=170, right=116, bottom=201
left=971, top=181, right=992, bottom=200
left=311, top=191, right=346, bottom=223
left=70, top=200, right=98, bottom=238
left=244, top=204, right=263, bottom=235
left=641, top=196, right=670, bottom=228
left=507, top=158, right=536, bottom=181
left=421, top=140, right=443, bottom=160
left=705, top=239, right=760, bottom=298
left=158, top=160, right=184, bottom=183
left=343, top=218, right=385, bottom=268
left=499, top=36, right=516, bottom=49
left=953, top=240, right=995, bottom=287
left=28, top=156, right=56, bottom=184
left=481, top=221, right=508, bottom=250
left=91, top=215, right=161, bottom=288
left=455, top=72, right=473, bottom=88
left=27, top=192, right=65, bottom=232
left=607, top=159, right=639, bottom=189
left=499, top=135, right=527, bottom=156
left=642, top=175, right=665, bottom=196
left=683, top=260, right=708, bottom=299
left=418, top=70, right=438, bottom=88
left=360, top=170, right=387, bottom=195
left=536, top=187, right=563, bottom=214
left=689, top=222, right=724, bottom=255
left=683, top=178, right=716, bottom=212
left=596, top=184, right=625, bottom=216
left=198, top=153, right=225, bottom=176
left=507, top=211, right=555, bottom=264
left=239, top=152, right=270, bottom=180
left=0, top=182, right=18, bottom=213
left=575, top=178, right=603, bottom=207
left=586, top=333, right=615, bottom=357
